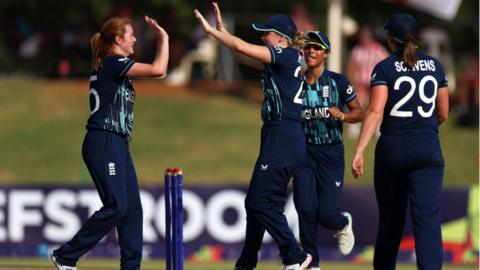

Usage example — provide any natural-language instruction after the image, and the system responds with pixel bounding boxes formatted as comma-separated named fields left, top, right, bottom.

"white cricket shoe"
left=51, top=254, right=77, bottom=270
left=334, top=212, right=355, bottom=255
left=283, top=253, right=312, bottom=270
left=308, top=267, right=321, bottom=270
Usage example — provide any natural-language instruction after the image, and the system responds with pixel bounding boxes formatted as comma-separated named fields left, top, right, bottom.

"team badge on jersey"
left=322, top=86, right=330, bottom=98
left=108, top=162, right=116, bottom=176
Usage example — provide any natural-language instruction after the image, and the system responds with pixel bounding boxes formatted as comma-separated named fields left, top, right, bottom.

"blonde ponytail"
left=290, top=31, right=308, bottom=49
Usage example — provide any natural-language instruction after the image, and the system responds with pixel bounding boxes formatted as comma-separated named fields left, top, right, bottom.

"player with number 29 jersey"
left=371, top=51, right=448, bottom=135
left=352, top=13, right=449, bottom=270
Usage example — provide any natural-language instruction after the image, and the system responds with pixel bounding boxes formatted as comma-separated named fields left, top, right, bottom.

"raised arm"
left=194, top=8, right=270, bottom=67
left=127, top=16, right=169, bottom=78
left=211, top=2, right=263, bottom=69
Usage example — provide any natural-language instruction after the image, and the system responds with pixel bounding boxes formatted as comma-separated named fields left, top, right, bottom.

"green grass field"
left=0, top=78, right=478, bottom=186
left=0, top=78, right=478, bottom=269
left=0, top=258, right=476, bottom=270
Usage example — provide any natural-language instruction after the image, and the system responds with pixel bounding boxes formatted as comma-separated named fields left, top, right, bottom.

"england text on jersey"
left=301, top=107, right=330, bottom=120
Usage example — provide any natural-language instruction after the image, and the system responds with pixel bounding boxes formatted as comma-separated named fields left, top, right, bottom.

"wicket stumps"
left=164, top=168, right=184, bottom=270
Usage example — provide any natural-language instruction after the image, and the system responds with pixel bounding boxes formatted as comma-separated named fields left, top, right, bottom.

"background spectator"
left=346, top=26, right=388, bottom=138
left=456, top=55, right=479, bottom=127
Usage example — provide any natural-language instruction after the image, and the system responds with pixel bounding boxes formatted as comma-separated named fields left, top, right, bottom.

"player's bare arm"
left=210, top=2, right=263, bottom=69
left=352, top=85, right=387, bottom=178
left=436, top=86, right=449, bottom=125
left=128, top=15, right=169, bottom=78
left=194, top=8, right=269, bottom=69
left=329, top=98, right=363, bottom=123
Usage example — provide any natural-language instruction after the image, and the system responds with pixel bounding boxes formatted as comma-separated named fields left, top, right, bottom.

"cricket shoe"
left=334, top=212, right=355, bottom=255
left=308, top=268, right=321, bottom=270
left=51, top=254, right=77, bottom=270
left=283, top=253, right=312, bottom=270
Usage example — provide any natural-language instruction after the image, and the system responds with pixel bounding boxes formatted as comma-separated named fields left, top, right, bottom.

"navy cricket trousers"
left=236, top=120, right=307, bottom=268
left=53, top=130, right=143, bottom=270
left=293, top=143, right=348, bottom=267
left=373, top=132, right=444, bottom=270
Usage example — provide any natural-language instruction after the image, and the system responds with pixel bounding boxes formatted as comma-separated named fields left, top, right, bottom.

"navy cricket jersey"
left=261, top=46, right=303, bottom=122
left=86, top=55, right=136, bottom=136
left=371, top=51, right=448, bottom=135
left=301, top=69, right=356, bottom=144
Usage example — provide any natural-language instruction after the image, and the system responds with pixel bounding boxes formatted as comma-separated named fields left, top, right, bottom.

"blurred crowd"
left=0, top=2, right=477, bottom=127
left=1, top=3, right=196, bottom=78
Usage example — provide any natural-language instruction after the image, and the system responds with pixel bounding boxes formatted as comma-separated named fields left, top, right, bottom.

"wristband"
left=339, top=113, right=345, bottom=121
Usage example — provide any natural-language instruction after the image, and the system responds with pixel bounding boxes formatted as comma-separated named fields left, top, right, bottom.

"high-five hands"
left=193, top=9, right=214, bottom=34
left=144, top=15, right=168, bottom=39
left=212, top=2, right=227, bottom=33
left=194, top=2, right=229, bottom=34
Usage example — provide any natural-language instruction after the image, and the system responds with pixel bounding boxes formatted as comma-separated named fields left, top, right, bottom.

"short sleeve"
left=370, top=64, right=388, bottom=88
left=103, top=56, right=135, bottom=78
left=267, top=46, right=298, bottom=66
left=339, top=75, right=357, bottom=103
left=436, top=60, right=448, bottom=88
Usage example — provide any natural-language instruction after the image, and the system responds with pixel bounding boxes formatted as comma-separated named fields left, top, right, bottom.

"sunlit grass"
left=0, top=78, right=477, bottom=186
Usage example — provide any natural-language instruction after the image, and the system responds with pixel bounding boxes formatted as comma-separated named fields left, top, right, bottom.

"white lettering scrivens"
left=394, top=60, right=436, bottom=72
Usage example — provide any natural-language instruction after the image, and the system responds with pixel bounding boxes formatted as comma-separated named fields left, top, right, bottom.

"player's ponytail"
left=290, top=31, right=308, bottom=49
left=90, top=17, right=133, bottom=70
left=91, top=32, right=106, bottom=70
left=402, top=34, right=417, bottom=70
